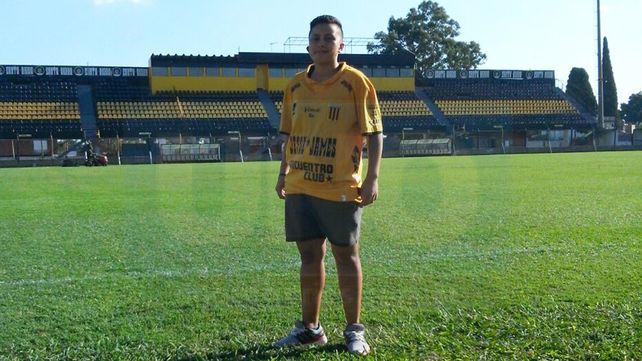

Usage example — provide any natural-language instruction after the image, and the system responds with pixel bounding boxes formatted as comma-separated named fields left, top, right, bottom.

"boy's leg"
left=330, top=243, right=362, bottom=324
left=331, top=243, right=370, bottom=355
left=296, top=238, right=327, bottom=328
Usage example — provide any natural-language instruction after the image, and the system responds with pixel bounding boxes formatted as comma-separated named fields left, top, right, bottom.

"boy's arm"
left=275, top=134, right=289, bottom=199
left=360, top=132, right=383, bottom=207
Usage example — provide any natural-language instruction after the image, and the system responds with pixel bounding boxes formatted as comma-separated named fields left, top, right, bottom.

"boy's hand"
left=359, top=177, right=378, bottom=207
left=275, top=175, right=286, bottom=199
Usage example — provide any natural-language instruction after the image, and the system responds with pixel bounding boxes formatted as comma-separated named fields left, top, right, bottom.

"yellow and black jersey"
left=280, top=62, right=383, bottom=202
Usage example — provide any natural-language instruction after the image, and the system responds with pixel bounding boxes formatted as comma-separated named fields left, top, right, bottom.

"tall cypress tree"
left=566, top=67, right=597, bottom=115
left=602, top=37, right=619, bottom=119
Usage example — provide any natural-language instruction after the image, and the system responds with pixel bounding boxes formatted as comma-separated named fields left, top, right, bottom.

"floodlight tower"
left=597, top=0, right=604, bottom=127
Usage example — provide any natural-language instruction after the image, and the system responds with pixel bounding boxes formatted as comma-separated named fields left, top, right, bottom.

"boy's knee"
left=335, top=253, right=360, bottom=267
left=300, top=248, right=326, bottom=265
left=301, top=254, right=324, bottom=266
left=297, top=239, right=326, bottom=265
left=332, top=247, right=360, bottom=267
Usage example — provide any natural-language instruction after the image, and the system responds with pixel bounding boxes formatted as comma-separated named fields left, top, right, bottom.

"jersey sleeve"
left=357, top=76, right=383, bottom=135
left=279, top=84, right=292, bottom=135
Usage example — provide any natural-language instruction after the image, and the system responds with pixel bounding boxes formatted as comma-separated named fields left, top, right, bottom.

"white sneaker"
left=344, top=323, right=370, bottom=356
left=274, top=320, right=328, bottom=348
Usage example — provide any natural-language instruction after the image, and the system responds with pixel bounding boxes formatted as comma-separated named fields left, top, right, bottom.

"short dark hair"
left=309, top=15, right=343, bottom=37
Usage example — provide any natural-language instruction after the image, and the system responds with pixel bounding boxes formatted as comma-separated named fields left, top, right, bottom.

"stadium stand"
left=0, top=53, right=609, bottom=165
left=268, top=90, right=444, bottom=132
left=268, top=91, right=284, bottom=115
left=90, top=75, right=272, bottom=138
left=0, top=80, right=77, bottom=102
left=96, top=92, right=271, bottom=137
left=0, top=79, right=82, bottom=138
left=378, top=91, right=443, bottom=131
left=423, top=77, right=592, bottom=130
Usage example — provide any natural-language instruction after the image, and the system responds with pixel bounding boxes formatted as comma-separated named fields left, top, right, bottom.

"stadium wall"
left=369, top=77, right=414, bottom=91
left=149, top=53, right=416, bottom=93
left=149, top=67, right=415, bottom=93
left=150, top=75, right=257, bottom=92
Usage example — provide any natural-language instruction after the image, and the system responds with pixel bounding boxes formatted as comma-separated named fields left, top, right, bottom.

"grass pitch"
left=1, top=151, right=641, bottom=360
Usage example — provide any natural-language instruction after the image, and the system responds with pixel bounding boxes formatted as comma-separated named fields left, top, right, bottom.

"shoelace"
left=345, top=331, right=366, bottom=344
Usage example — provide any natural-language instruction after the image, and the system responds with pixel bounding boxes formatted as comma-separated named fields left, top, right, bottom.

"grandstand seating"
left=0, top=66, right=594, bottom=141
left=95, top=84, right=272, bottom=137
left=93, top=78, right=151, bottom=101
left=0, top=80, right=82, bottom=138
left=85, top=77, right=271, bottom=137
left=0, top=81, right=77, bottom=102
left=425, top=78, right=560, bottom=100
left=424, top=78, right=592, bottom=129
left=379, top=92, right=431, bottom=117
left=435, top=99, right=578, bottom=115
left=0, top=102, right=80, bottom=120
left=268, top=90, right=442, bottom=132
left=268, top=91, right=284, bottom=115
left=0, top=76, right=275, bottom=138
left=378, top=91, right=440, bottom=131
left=96, top=100, right=266, bottom=119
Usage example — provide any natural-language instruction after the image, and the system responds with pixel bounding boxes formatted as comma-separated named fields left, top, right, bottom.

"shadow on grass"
left=177, top=343, right=348, bottom=361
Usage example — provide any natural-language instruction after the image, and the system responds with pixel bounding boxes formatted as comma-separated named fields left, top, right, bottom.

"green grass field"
left=1, top=151, right=641, bottom=360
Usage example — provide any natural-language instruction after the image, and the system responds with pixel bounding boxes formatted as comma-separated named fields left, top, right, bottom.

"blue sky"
left=1, top=0, right=640, bottom=102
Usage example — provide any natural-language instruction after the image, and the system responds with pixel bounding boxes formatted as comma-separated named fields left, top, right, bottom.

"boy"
left=273, top=15, right=383, bottom=356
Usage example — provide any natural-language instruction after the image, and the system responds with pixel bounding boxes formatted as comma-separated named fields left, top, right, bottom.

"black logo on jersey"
left=367, top=104, right=381, bottom=126
left=289, top=135, right=310, bottom=155
left=351, top=146, right=360, bottom=173
left=309, top=137, right=336, bottom=158
left=289, top=161, right=335, bottom=183
left=340, top=80, right=353, bottom=92
left=328, top=105, right=341, bottom=121
left=305, top=106, right=321, bottom=119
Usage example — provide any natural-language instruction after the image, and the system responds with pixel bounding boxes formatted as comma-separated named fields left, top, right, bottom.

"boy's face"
left=308, top=23, right=345, bottom=66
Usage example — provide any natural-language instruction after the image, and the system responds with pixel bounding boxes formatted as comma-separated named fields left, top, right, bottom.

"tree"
left=367, top=1, right=486, bottom=75
left=620, top=92, right=642, bottom=125
left=566, top=68, right=597, bottom=115
left=602, top=37, right=619, bottom=120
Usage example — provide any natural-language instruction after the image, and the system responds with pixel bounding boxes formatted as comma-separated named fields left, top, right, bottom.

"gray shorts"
left=285, top=194, right=363, bottom=247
